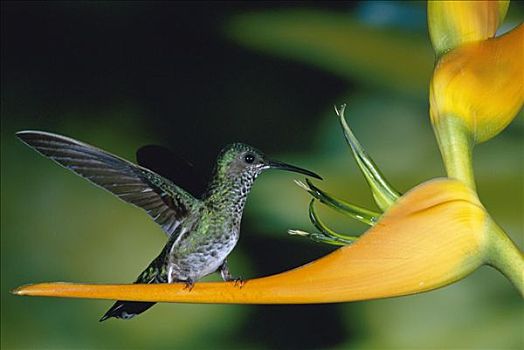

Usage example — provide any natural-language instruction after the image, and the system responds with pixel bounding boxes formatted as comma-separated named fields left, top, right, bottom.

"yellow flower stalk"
left=13, top=179, right=492, bottom=303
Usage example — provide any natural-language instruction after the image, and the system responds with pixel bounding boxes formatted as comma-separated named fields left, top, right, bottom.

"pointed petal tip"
left=11, top=284, right=30, bottom=296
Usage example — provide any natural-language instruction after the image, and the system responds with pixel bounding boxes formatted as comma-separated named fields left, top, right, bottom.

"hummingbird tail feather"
left=99, top=301, right=156, bottom=322
left=99, top=252, right=166, bottom=322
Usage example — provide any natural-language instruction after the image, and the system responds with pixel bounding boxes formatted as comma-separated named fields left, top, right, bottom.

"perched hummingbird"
left=16, top=131, right=321, bottom=321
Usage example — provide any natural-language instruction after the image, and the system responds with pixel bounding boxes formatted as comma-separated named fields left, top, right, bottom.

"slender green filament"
left=296, top=179, right=379, bottom=226
left=335, top=104, right=400, bottom=211
left=308, top=199, right=359, bottom=242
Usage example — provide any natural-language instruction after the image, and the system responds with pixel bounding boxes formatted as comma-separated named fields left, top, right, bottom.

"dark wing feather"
left=16, top=130, right=198, bottom=237
left=136, top=145, right=208, bottom=197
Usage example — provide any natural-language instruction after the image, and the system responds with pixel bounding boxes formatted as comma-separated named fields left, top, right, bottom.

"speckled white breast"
left=167, top=228, right=240, bottom=283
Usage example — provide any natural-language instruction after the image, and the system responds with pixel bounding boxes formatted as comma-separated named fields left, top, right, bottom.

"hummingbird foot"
left=218, top=259, right=244, bottom=288
left=182, top=280, right=195, bottom=291
left=232, top=277, right=245, bottom=289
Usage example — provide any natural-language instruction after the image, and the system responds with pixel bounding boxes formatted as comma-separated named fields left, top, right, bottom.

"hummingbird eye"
left=243, top=153, right=255, bottom=164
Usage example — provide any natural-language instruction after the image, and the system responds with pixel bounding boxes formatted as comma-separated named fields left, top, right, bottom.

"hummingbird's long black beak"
left=267, top=160, right=323, bottom=180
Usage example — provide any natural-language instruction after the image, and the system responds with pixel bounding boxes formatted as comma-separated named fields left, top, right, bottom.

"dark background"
left=2, top=1, right=523, bottom=349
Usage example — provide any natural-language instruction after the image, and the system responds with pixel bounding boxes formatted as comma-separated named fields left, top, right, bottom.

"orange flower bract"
left=13, top=179, right=490, bottom=304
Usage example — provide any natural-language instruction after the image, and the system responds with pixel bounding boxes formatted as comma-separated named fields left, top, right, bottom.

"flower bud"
left=430, top=24, right=524, bottom=144
left=428, top=0, right=509, bottom=56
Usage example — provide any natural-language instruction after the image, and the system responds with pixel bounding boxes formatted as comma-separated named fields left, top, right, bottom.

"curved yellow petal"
left=13, top=178, right=489, bottom=304
left=428, top=0, right=509, bottom=56
left=431, top=24, right=524, bottom=144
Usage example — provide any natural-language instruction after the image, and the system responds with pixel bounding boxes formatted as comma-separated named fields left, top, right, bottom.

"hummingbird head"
left=205, top=143, right=321, bottom=209
left=215, top=143, right=322, bottom=182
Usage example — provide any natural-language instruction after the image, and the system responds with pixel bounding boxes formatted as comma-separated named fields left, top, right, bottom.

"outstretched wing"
left=16, top=130, right=199, bottom=237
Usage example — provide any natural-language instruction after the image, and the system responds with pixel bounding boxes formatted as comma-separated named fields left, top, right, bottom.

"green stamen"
left=335, top=104, right=400, bottom=211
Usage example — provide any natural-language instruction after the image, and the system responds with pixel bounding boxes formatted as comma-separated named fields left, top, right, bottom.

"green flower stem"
left=486, top=220, right=524, bottom=296
left=432, top=115, right=476, bottom=190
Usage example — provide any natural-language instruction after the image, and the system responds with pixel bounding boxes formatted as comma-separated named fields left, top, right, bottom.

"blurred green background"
left=1, top=1, right=523, bottom=349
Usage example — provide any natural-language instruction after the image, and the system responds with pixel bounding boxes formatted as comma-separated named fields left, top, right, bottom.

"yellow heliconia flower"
left=428, top=0, right=509, bottom=56
left=430, top=24, right=524, bottom=144
left=12, top=179, right=492, bottom=304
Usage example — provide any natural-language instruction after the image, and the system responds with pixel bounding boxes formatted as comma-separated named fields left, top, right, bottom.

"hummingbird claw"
left=233, top=277, right=245, bottom=289
left=183, top=281, right=195, bottom=291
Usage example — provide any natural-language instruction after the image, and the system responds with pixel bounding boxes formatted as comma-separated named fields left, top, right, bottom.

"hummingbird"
left=16, top=131, right=322, bottom=321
